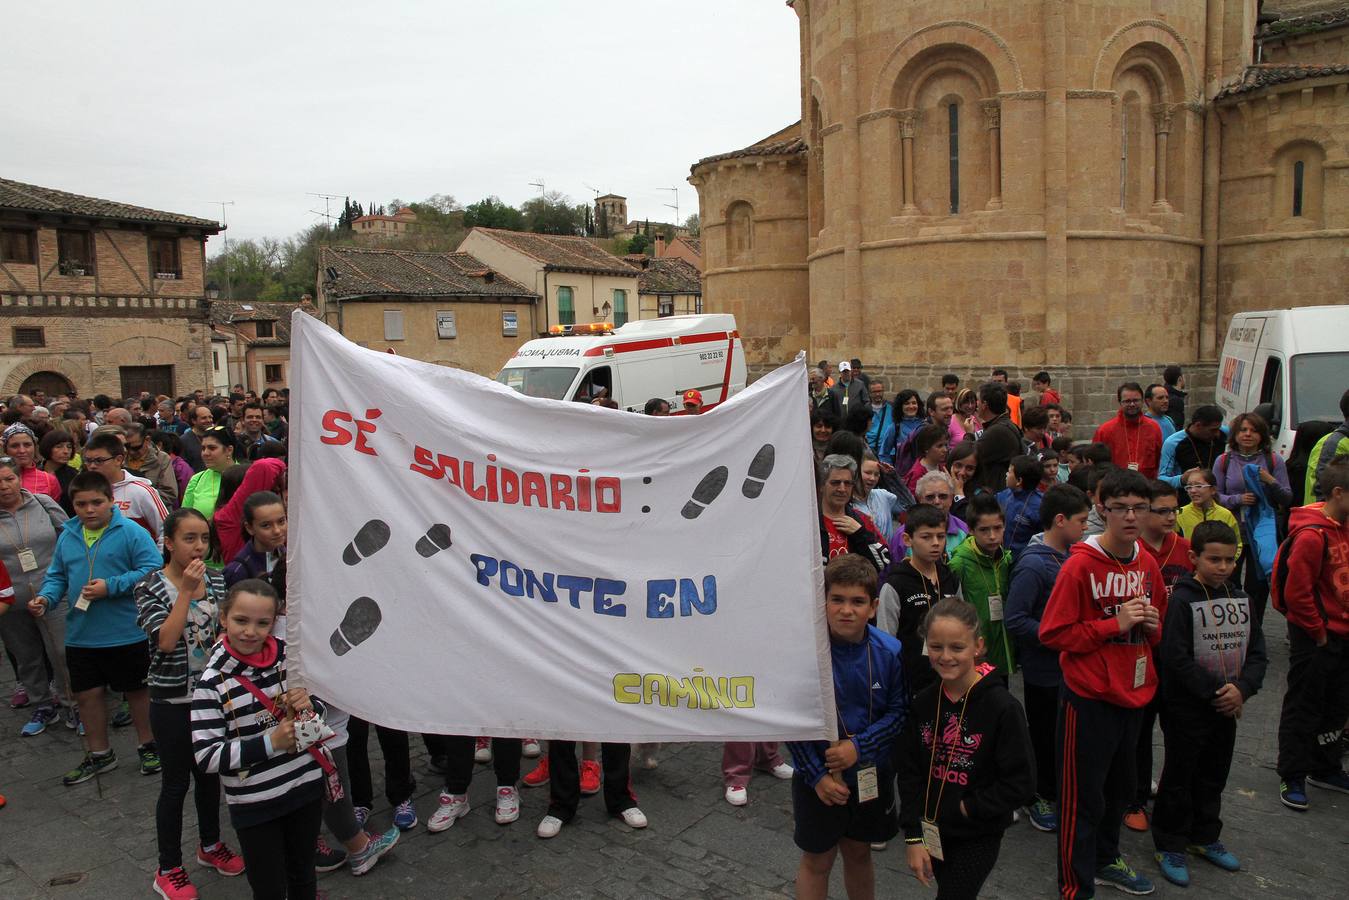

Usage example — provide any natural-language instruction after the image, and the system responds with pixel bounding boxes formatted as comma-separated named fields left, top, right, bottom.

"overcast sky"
left=2, top=1, right=800, bottom=250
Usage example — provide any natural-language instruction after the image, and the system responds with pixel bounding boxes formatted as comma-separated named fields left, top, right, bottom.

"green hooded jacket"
left=948, top=534, right=1017, bottom=676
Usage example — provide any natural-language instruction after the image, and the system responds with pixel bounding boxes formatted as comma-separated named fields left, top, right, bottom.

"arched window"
left=726, top=201, right=754, bottom=264
left=947, top=102, right=960, bottom=213
left=1292, top=160, right=1305, bottom=217
left=1272, top=141, right=1326, bottom=225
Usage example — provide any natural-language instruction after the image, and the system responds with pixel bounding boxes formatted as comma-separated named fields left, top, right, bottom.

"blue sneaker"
left=1095, top=857, right=1155, bottom=895
left=1027, top=797, right=1058, bottom=833
left=393, top=799, right=418, bottom=830
left=348, top=825, right=399, bottom=876
left=1307, top=771, right=1349, bottom=794
left=1153, top=851, right=1190, bottom=887
left=1280, top=778, right=1309, bottom=811
left=20, top=703, right=60, bottom=737
left=1187, top=841, right=1239, bottom=872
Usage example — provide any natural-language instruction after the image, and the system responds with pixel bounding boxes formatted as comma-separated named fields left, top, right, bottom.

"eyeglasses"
left=1150, top=507, right=1179, bottom=516
left=1104, top=503, right=1150, bottom=517
left=826, top=479, right=854, bottom=488
left=1120, top=399, right=1143, bottom=405
left=83, top=455, right=116, bottom=466
left=1184, top=483, right=1213, bottom=492
left=920, top=493, right=952, bottom=502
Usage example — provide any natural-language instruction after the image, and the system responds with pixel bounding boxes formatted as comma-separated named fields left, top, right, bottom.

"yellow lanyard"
left=922, top=684, right=972, bottom=823
left=1199, top=582, right=1238, bottom=683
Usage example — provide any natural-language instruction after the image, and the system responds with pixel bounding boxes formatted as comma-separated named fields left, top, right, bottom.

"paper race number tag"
left=921, top=820, right=944, bottom=861
left=17, top=548, right=38, bottom=572
left=987, top=594, right=1003, bottom=622
left=856, top=765, right=879, bottom=804
left=1133, top=653, right=1148, bottom=690
left=1191, top=594, right=1251, bottom=681
left=74, top=596, right=91, bottom=612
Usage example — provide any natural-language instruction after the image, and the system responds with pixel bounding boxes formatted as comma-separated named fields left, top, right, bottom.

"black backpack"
left=1270, top=522, right=1329, bottom=618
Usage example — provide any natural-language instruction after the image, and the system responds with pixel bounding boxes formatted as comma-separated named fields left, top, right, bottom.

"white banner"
left=288, top=313, right=834, bottom=742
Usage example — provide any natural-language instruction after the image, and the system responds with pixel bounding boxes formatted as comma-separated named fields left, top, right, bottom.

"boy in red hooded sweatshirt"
left=1274, top=455, right=1349, bottom=811
left=1040, top=468, right=1166, bottom=898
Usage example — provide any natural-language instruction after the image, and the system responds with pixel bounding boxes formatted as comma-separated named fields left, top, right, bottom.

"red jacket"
left=0, top=559, right=12, bottom=607
left=1039, top=536, right=1167, bottom=708
left=1278, top=504, right=1349, bottom=642
left=1092, top=411, right=1163, bottom=478
left=1140, top=533, right=1194, bottom=597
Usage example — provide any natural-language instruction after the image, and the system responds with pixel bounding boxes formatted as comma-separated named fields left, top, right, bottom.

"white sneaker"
left=620, top=807, right=648, bottom=829
left=870, top=841, right=888, bottom=851
left=426, top=792, right=470, bottom=833
left=474, top=737, right=492, bottom=763
left=725, top=786, right=748, bottom=807
left=536, top=814, right=563, bottom=839
left=495, top=786, right=520, bottom=825
left=522, top=739, right=541, bottom=759
left=769, top=763, right=794, bottom=780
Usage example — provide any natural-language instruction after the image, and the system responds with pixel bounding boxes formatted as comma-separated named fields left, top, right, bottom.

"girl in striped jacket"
left=192, top=578, right=323, bottom=900
left=135, top=508, right=243, bottom=899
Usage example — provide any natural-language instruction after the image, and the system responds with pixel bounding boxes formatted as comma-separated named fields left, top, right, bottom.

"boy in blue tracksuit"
left=788, top=553, right=908, bottom=900
left=33, top=470, right=162, bottom=786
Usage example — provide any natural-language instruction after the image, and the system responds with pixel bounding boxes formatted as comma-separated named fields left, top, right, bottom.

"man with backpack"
left=1273, top=456, right=1349, bottom=811
left=1305, top=388, right=1349, bottom=502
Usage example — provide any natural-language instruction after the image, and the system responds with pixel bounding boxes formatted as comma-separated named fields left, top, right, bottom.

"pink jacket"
left=214, top=458, right=286, bottom=562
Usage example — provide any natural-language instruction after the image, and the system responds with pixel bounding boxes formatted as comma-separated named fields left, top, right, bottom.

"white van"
left=496, top=314, right=748, bottom=412
left=1215, top=306, right=1349, bottom=456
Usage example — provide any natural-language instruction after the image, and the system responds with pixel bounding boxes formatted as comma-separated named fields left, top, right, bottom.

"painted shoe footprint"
left=682, top=467, right=728, bottom=519
left=741, top=444, right=775, bottom=498
left=343, top=520, right=391, bottom=565
left=416, top=524, right=453, bottom=558
left=330, top=596, right=382, bottom=656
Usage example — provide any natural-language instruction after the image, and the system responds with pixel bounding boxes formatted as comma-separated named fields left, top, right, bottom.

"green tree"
left=206, top=238, right=282, bottom=300
left=627, top=232, right=652, bottom=255
left=522, top=191, right=584, bottom=235
left=463, top=196, right=525, bottom=230
left=683, top=212, right=700, bottom=236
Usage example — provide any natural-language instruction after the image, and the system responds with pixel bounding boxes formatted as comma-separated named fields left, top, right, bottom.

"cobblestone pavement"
left=1, top=629, right=1344, bottom=900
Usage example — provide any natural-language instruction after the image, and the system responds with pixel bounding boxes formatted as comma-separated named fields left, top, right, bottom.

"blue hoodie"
left=788, top=625, right=907, bottom=788
left=1004, top=533, right=1067, bottom=688
left=997, top=486, right=1042, bottom=560
left=39, top=507, right=162, bottom=648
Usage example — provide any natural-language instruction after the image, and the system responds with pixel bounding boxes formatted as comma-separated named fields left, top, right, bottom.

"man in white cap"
left=829, top=360, right=867, bottom=417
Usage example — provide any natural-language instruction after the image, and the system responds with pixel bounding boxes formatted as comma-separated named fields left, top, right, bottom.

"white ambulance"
left=495, top=314, right=748, bottom=413
left=1215, top=305, right=1349, bottom=456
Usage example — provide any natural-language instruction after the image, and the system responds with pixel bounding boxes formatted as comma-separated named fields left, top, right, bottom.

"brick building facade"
left=690, top=0, right=1349, bottom=425
left=0, top=178, right=220, bottom=399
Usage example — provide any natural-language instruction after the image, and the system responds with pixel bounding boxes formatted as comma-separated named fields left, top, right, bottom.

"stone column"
left=982, top=99, right=1003, bottom=210
left=898, top=109, right=918, bottom=215
left=1151, top=103, right=1173, bottom=212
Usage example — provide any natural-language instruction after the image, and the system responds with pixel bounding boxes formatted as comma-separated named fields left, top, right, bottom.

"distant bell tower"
left=595, top=194, right=628, bottom=238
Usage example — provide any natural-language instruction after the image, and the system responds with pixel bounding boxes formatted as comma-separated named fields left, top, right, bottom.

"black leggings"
left=235, top=797, right=323, bottom=900
left=443, top=736, right=522, bottom=794
left=347, top=717, right=415, bottom=809
left=150, top=701, right=221, bottom=871
left=931, top=832, right=1004, bottom=899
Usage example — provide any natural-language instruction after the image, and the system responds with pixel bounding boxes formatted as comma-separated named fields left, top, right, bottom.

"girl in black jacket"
left=897, top=598, right=1035, bottom=899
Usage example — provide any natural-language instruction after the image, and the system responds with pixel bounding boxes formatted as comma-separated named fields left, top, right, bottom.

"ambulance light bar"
left=548, top=322, right=614, bottom=336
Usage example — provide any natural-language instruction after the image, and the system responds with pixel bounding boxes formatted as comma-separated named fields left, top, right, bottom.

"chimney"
left=655, top=236, right=666, bottom=257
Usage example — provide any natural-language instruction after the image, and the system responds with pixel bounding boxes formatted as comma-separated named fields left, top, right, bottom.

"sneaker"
left=870, top=842, right=888, bottom=851
left=1153, top=851, right=1190, bottom=887
left=349, top=826, right=398, bottom=876
left=427, top=792, right=470, bottom=833
left=353, top=806, right=370, bottom=828
left=65, top=705, right=79, bottom=730
left=536, top=814, right=563, bottom=839
left=522, top=757, right=550, bottom=787
left=474, top=737, right=492, bottom=763
left=1027, top=798, right=1058, bottom=833
left=1307, top=771, right=1349, bottom=794
left=767, top=762, right=794, bottom=780
left=314, top=837, right=347, bottom=873
left=725, top=785, right=747, bottom=806
left=495, top=786, right=520, bottom=824
left=522, top=739, right=541, bottom=759
left=580, top=759, right=601, bottom=795
left=1279, top=778, right=1309, bottom=811
left=1187, top=841, right=1240, bottom=872
left=10, top=686, right=29, bottom=709
left=63, top=751, right=117, bottom=786
left=152, top=866, right=199, bottom=900
left=111, top=700, right=132, bottom=728
left=1095, top=857, right=1155, bottom=895
left=393, top=798, right=418, bottom=830
left=620, top=807, right=648, bottom=829
left=20, top=703, right=59, bottom=737
left=139, top=743, right=162, bottom=776
left=196, top=842, right=244, bottom=876
left=1122, top=806, right=1149, bottom=832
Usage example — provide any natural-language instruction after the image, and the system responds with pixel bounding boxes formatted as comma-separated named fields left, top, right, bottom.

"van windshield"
left=1291, top=352, right=1349, bottom=425
left=496, top=366, right=579, bottom=400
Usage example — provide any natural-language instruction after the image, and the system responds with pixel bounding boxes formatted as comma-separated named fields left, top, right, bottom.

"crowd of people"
left=0, top=367, right=1346, bottom=900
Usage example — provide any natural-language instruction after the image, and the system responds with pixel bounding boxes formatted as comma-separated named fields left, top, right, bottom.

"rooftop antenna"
left=203, top=200, right=235, bottom=299
left=307, top=192, right=343, bottom=227
left=583, top=183, right=601, bottom=201
left=528, top=179, right=546, bottom=197
left=659, top=186, right=680, bottom=229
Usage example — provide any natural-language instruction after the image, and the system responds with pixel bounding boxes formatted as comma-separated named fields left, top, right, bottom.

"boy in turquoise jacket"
left=33, top=470, right=162, bottom=786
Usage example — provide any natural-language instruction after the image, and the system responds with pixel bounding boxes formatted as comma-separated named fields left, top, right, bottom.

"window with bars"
left=12, top=326, right=45, bottom=348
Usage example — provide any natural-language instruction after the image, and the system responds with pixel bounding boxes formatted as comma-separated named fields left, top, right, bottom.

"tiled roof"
left=210, top=301, right=303, bottom=346
left=678, top=237, right=701, bottom=256
left=0, top=177, right=220, bottom=230
left=321, top=246, right=536, bottom=299
left=1216, top=62, right=1349, bottom=97
left=631, top=257, right=702, bottom=295
left=1261, top=1, right=1349, bottom=36
left=469, top=227, right=638, bottom=276
left=692, top=122, right=806, bottom=170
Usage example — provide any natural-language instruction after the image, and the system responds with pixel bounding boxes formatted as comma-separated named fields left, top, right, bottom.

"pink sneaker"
left=153, top=867, right=199, bottom=900
left=196, top=841, right=244, bottom=876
